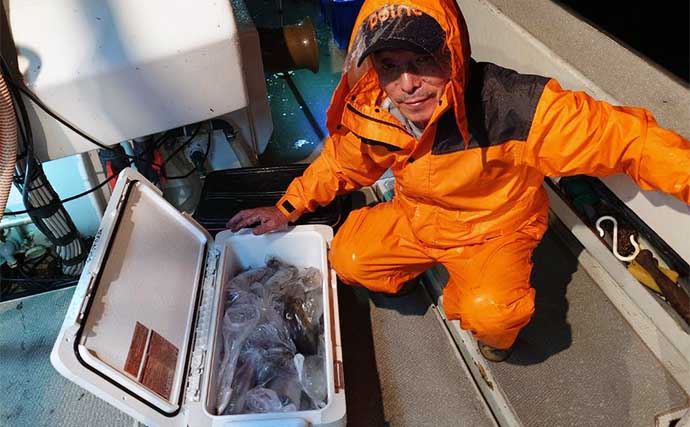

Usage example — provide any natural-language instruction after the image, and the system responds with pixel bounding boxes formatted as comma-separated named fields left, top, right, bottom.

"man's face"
left=371, top=49, right=450, bottom=129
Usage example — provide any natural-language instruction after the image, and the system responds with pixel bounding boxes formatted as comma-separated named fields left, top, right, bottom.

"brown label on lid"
left=124, top=322, right=149, bottom=378
left=141, top=330, right=179, bottom=401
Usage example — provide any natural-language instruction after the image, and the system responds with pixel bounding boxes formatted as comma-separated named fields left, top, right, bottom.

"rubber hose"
left=0, top=72, right=18, bottom=223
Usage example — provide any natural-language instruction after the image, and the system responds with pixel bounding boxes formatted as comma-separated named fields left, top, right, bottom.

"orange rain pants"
left=330, top=198, right=548, bottom=350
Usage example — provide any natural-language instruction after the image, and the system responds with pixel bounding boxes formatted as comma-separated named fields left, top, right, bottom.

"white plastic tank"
left=7, top=0, right=271, bottom=161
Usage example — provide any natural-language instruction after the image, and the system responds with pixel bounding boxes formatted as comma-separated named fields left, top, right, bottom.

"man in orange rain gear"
left=227, top=0, right=690, bottom=362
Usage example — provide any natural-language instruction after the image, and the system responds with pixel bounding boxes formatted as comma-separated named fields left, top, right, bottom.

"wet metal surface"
left=247, top=0, right=343, bottom=165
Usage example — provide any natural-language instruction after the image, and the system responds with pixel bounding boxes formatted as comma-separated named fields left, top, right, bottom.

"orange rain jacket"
left=277, top=0, right=690, bottom=250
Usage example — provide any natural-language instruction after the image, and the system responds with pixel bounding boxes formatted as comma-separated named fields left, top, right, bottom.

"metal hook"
left=595, top=215, right=641, bottom=262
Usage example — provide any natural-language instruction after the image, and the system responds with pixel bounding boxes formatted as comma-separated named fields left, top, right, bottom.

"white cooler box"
left=50, top=168, right=346, bottom=427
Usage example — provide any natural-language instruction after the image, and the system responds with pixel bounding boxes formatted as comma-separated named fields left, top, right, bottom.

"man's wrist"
left=276, top=196, right=303, bottom=222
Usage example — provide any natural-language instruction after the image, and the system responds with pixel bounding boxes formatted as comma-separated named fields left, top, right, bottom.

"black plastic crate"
left=194, top=165, right=347, bottom=235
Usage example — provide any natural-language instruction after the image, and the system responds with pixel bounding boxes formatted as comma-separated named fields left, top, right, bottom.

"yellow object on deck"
left=627, top=260, right=679, bottom=294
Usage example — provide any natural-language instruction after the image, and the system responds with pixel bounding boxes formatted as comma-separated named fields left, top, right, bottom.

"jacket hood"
left=326, top=0, right=472, bottom=142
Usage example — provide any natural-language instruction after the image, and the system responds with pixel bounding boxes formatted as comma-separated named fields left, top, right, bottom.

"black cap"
left=357, top=5, right=446, bottom=67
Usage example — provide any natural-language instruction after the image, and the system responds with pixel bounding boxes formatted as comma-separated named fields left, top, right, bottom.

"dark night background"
left=554, top=1, right=689, bottom=84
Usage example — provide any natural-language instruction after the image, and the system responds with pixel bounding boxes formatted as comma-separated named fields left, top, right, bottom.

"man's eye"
left=416, top=56, right=433, bottom=65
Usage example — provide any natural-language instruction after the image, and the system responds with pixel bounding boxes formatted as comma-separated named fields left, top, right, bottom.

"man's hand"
left=226, top=207, right=289, bottom=235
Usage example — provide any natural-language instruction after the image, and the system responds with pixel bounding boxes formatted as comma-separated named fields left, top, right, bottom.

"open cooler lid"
left=51, top=168, right=212, bottom=426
